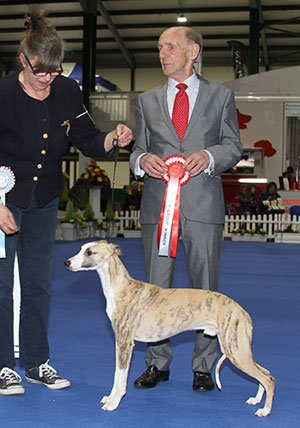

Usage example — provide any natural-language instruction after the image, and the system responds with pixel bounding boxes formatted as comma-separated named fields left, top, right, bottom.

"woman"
left=0, top=11, right=132, bottom=395
left=259, top=182, right=285, bottom=215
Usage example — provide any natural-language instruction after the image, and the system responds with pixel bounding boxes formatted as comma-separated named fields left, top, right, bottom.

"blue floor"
left=2, top=239, right=300, bottom=428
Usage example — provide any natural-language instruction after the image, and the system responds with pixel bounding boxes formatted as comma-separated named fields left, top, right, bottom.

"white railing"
left=103, top=211, right=300, bottom=239
left=223, top=213, right=300, bottom=239
left=57, top=209, right=300, bottom=240
left=117, top=210, right=141, bottom=233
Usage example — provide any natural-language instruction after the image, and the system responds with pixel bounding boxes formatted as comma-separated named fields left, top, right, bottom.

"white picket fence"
left=117, top=210, right=140, bottom=233
left=223, top=213, right=300, bottom=239
left=57, top=209, right=300, bottom=241
left=118, top=211, right=300, bottom=239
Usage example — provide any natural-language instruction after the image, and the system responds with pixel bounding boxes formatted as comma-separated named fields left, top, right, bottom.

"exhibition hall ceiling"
left=0, top=0, right=299, bottom=71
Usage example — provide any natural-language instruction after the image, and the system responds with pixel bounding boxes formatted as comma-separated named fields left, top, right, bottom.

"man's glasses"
left=24, top=54, right=63, bottom=77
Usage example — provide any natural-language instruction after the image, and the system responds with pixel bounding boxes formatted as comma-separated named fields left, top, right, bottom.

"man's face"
left=158, top=28, right=198, bottom=82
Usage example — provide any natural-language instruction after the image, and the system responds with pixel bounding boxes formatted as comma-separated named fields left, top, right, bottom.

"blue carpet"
left=2, top=239, right=300, bottom=427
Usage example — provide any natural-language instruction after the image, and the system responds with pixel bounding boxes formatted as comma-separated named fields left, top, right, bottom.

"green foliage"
left=62, top=201, right=79, bottom=223
left=83, top=201, right=96, bottom=222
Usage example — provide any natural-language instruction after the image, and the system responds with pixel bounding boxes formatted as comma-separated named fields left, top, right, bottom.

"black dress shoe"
left=193, top=371, right=215, bottom=392
left=134, top=365, right=170, bottom=388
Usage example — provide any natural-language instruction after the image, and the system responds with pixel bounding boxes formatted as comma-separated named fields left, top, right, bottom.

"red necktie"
left=172, top=83, right=189, bottom=141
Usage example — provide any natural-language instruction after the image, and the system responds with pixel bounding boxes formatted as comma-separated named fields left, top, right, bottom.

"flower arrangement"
left=231, top=223, right=267, bottom=235
left=84, top=159, right=110, bottom=186
left=275, top=225, right=300, bottom=234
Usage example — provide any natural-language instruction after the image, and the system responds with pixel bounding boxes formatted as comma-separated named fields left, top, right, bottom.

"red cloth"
left=172, top=83, right=189, bottom=141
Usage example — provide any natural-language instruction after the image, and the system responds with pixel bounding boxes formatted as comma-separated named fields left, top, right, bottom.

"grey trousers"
left=141, top=213, right=222, bottom=373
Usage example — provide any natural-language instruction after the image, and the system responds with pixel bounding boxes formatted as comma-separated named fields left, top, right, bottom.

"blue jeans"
left=0, top=196, right=58, bottom=370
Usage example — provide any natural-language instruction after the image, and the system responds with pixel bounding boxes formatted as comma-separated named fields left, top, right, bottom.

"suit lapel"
left=157, top=83, right=180, bottom=140
left=183, top=74, right=210, bottom=142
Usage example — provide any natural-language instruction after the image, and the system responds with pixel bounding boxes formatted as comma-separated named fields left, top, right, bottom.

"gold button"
left=43, top=133, right=48, bottom=139
left=37, top=164, right=42, bottom=169
left=41, top=150, right=46, bottom=155
left=33, top=176, right=38, bottom=181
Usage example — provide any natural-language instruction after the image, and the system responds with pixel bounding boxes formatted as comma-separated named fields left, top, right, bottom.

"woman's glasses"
left=24, top=54, right=63, bottom=77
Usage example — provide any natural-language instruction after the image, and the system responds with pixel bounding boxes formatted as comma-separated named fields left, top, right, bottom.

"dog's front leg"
left=100, top=340, right=134, bottom=411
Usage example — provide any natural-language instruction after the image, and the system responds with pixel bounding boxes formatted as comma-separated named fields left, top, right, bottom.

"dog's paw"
left=255, top=407, right=271, bottom=417
left=100, top=395, right=110, bottom=404
left=100, top=395, right=121, bottom=411
left=246, top=396, right=261, bottom=406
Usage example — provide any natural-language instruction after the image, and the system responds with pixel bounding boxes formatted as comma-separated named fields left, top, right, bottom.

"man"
left=124, top=180, right=142, bottom=212
left=130, top=26, right=243, bottom=393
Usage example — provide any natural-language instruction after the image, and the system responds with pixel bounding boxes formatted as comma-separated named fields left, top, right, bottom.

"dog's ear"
left=109, top=243, right=122, bottom=256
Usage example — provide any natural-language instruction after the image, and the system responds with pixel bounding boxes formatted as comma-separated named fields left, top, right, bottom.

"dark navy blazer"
left=0, top=71, right=114, bottom=208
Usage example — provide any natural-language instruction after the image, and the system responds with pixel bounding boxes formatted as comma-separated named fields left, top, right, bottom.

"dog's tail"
left=215, top=354, right=226, bottom=390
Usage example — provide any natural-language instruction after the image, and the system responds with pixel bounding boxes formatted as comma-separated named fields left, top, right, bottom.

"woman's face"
left=20, top=53, right=60, bottom=92
left=269, top=185, right=276, bottom=194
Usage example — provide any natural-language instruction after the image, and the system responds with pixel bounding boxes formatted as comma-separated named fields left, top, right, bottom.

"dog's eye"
left=87, top=250, right=93, bottom=256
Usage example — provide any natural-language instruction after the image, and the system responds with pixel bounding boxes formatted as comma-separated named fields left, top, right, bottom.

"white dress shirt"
left=135, top=72, right=214, bottom=177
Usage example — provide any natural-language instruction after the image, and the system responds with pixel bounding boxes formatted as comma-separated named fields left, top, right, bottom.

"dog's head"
left=64, top=240, right=122, bottom=271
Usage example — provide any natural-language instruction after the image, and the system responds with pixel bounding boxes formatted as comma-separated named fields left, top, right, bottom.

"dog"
left=65, top=241, right=275, bottom=417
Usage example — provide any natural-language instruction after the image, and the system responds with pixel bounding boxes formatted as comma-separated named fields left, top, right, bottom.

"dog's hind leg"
left=101, top=339, right=134, bottom=411
left=241, top=359, right=275, bottom=417
left=225, top=342, right=275, bottom=416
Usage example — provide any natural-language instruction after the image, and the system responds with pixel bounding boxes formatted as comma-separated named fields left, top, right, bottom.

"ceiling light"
left=238, top=178, right=268, bottom=183
left=177, top=14, right=187, bottom=23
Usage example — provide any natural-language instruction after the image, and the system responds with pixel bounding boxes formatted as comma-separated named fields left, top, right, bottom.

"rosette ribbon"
left=157, top=155, right=190, bottom=258
left=0, top=166, right=16, bottom=258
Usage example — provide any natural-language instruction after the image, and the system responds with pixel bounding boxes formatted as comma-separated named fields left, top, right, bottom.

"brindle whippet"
left=65, top=241, right=275, bottom=417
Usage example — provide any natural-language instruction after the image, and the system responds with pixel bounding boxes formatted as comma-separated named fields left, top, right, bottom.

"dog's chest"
left=97, top=267, right=115, bottom=321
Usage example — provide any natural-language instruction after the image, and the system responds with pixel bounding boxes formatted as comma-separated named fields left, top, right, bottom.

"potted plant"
left=60, top=201, right=79, bottom=240
left=102, top=200, right=119, bottom=238
left=274, top=225, right=300, bottom=243
left=76, top=201, right=99, bottom=239
left=231, top=223, right=268, bottom=242
left=84, top=159, right=111, bottom=221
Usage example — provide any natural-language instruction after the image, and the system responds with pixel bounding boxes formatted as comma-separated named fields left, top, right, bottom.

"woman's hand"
left=105, top=124, right=133, bottom=151
left=0, top=205, right=19, bottom=234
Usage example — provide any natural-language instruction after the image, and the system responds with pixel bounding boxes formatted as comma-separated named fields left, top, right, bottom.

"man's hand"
left=140, top=154, right=167, bottom=179
left=184, top=151, right=210, bottom=177
left=0, top=205, right=18, bottom=234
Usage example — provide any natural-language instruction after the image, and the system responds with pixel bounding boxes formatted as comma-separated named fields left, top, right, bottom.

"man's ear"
left=189, top=43, right=200, bottom=61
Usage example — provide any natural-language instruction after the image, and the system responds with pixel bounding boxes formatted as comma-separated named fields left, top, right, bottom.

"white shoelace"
left=0, top=367, right=22, bottom=385
left=38, top=360, right=57, bottom=379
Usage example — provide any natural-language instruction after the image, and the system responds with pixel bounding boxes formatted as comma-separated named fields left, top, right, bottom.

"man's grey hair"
left=184, top=28, right=203, bottom=49
left=183, top=27, right=203, bottom=64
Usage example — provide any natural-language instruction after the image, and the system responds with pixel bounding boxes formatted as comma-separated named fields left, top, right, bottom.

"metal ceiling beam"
left=1, top=2, right=300, bottom=13
left=255, top=0, right=270, bottom=71
left=249, top=0, right=260, bottom=75
left=96, top=0, right=135, bottom=70
left=0, top=18, right=298, bottom=34
left=79, top=1, right=97, bottom=109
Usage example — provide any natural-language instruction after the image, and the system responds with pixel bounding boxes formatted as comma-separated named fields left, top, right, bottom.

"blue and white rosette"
left=0, top=166, right=16, bottom=258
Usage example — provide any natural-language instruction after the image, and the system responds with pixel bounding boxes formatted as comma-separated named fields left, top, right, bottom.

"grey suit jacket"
left=130, top=74, right=243, bottom=225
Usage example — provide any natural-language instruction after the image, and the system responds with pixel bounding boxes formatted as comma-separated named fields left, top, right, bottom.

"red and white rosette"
left=0, top=166, right=16, bottom=258
left=157, top=155, right=190, bottom=258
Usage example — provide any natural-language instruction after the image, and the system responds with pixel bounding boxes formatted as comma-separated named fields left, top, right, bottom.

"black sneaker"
left=25, top=360, right=70, bottom=390
left=0, top=367, right=25, bottom=395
